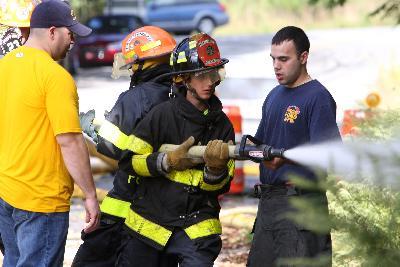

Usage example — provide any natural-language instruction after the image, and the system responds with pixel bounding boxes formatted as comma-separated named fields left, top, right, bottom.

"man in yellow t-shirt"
left=0, top=1, right=100, bottom=266
left=0, top=0, right=42, bottom=256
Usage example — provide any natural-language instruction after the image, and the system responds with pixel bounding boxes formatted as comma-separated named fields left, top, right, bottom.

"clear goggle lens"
left=194, top=68, right=222, bottom=84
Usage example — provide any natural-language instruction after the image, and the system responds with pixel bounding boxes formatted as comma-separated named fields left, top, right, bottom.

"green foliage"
left=287, top=176, right=400, bottom=266
left=370, top=0, right=400, bottom=24
left=309, top=0, right=400, bottom=23
left=356, top=109, right=400, bottom=141
left=308, top=0, right=347, bottom=8
left=329, top=181, right=400, bottom=266
left=217, top=0, right=393, bottom=35
left=69, top=0, right=106, bottom=22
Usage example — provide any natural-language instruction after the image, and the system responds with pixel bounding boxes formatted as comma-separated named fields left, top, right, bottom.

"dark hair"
left=271, top=26, right=310, bottom=56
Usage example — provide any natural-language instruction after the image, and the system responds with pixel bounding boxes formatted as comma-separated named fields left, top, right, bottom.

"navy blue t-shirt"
left=255, top=79, right=341, bottom=185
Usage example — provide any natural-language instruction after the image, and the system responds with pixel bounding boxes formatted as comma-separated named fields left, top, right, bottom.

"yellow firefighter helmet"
left=0, top=0, right=41, bottom=28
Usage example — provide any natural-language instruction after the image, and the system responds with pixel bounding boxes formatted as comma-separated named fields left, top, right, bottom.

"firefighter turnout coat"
left=96, top=65, right=172, bottom=220
left=119, top=91, right=235, bottom=249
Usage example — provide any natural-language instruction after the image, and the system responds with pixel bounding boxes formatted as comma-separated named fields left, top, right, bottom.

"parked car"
left=76, top=15, right=141, bottom=67
left=104, top=0, right=229, bottom=34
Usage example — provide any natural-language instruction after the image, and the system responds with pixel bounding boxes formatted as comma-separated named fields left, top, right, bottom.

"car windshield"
left=87, top=16, right=135, bottom=34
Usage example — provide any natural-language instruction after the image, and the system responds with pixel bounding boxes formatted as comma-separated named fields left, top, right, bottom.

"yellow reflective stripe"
left=166, top=169, right=203, bottom=186
left=199, top=175, right=230, bottom=191
left=177, top=51, right=187, bottom=63
left=98, top=120, right=153, bottom=154
left=125, top=210, right=172, bottom=247
left=189, top=40, right=196, bottom=49
left=199, top=160, right=235, bottom=191
left=123, top=50, right=136, bottom=61
left=169, top=53, right=174, bottom=66
left=140, top=40, right=161, bottom=52
left=98, top=120, right=129, bottom=149
left=228, top=159, right=235, bottom=177
left=166, top=161, right=235, bottom=191
left=100, top=196, right=131, bottom=218
left=184, top=219, right=222, bottom=240
left=132, top=154, right=151, bottom=177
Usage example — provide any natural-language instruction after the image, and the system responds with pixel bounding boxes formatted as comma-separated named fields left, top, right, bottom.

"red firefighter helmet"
left=170, top=32, right=228, bottom=75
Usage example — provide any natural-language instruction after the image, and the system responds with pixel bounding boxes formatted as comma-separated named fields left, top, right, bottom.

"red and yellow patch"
left=284, top=106, right=300, bottom=124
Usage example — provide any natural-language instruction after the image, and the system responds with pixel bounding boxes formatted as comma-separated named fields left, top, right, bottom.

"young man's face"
left=187, top=69, right=220, bottom=100
left=270, top=40, right=308, bottom=88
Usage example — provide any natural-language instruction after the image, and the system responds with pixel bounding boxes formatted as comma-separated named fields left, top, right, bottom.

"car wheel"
left=197, top=17, right=215, bottom=34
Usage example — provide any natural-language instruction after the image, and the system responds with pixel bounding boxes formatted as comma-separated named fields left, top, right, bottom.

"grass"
left=215, top=0, right=396, bottom=36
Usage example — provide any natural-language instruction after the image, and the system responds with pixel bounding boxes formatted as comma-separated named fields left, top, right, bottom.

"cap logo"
left=71, top=10, right=76, bottom=21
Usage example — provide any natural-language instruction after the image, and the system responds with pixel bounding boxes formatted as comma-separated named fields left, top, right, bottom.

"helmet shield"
left=193, top=68, right=222, bottom=84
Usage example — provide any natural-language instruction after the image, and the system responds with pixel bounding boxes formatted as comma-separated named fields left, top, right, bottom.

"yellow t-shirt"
left=0, top=46, right=82, bottom=212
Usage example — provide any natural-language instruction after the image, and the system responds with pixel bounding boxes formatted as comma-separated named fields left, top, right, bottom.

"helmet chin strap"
left=185, top=82, right=215, bottom=109
left=129, top=61, right=144, bottom=87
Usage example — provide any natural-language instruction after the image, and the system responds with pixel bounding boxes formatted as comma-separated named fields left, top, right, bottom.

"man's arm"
left=56, top=133, right=100, bottom=233
left=263, top=157, right=296, bottom=170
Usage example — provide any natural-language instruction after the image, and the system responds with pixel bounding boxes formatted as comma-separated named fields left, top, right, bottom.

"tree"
left=309, top=0, right=400, bottom=23
left=67, top=0, right=106, bottom=22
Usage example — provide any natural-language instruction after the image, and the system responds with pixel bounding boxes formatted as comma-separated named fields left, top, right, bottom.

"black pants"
left=247, top=185, right=332, bottom=267
left=72, top=217, right=178, bottom=267
left=72, top=218, right=126, bottom=267
left=117, top=228, right=222, bottom=267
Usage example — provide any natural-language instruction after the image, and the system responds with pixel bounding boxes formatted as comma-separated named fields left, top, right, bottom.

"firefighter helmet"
left=111, top=26, right=176, bottom=79
left=170, top=33, right=228, bottom=75
left=121, top=26, right=176, bottom=68
left=0, top=0, right=41, bottom=28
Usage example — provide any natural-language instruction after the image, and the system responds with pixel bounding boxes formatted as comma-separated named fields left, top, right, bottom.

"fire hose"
left=159, top=135, right=285, bottom=163
left=84, top=111, right=285, bottom=162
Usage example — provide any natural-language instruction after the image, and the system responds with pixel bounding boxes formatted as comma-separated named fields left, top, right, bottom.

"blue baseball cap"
left=30, top=0, right=92, bottom=37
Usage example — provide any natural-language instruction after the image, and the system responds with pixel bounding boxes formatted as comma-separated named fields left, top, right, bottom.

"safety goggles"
left=193, top=68, right=224, bottom=84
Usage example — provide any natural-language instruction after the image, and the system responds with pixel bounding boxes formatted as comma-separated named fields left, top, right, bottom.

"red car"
left=76, top=15, right=141, bottom=67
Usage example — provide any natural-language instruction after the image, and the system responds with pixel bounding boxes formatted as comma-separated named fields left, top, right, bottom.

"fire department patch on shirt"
left=284, top=105, right=300, bottom=123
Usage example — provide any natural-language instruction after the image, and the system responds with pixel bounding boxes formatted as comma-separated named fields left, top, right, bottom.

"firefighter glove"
left=204, top=140, right=229, bottom=173
left=166, top=136, right=196, bottom=171
left=79, top=109, right=98, bottom=143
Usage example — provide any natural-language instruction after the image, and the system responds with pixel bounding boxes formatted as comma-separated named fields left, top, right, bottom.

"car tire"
left=197, top=17, right=215, bottom=34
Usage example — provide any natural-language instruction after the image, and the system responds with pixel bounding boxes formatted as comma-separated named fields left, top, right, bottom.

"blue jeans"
left=0, top=198, right=69, bottom=267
